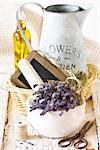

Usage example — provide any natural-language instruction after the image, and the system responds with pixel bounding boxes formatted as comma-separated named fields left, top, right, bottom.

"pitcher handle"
left=16, top=2, right=44, bottom=52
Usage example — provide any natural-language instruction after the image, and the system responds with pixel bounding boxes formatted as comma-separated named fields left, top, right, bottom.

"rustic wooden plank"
left=3, top=97, right=99, bottom=150
left=0, top=89, right=9, bottom=150
left=92, top=78, right=100, bottom=147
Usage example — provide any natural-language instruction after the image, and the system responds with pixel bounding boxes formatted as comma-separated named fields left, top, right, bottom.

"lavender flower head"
left=30, top=81, right=83, bottom=115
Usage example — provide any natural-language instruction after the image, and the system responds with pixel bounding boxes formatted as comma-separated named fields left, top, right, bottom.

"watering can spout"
left=75, top=4, right=92, bottom=27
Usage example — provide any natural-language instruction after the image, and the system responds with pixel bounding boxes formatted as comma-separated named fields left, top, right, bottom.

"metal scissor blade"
left=85, top=120, right=95, bottom=132
left=80, top=120, right=95, bottom=135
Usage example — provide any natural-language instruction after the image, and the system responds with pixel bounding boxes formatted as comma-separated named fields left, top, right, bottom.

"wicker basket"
left=7, top=63, right=99, bottom=114
left=7, top=80, right=32, bottom=113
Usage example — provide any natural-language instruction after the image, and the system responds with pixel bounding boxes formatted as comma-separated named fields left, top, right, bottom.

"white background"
left=16, top=0, right=100, bottom=43
left=0, top=0, right=100, bottom=43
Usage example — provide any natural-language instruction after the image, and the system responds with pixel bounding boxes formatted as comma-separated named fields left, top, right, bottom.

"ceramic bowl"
left=27, top=96, right=86, bottom=138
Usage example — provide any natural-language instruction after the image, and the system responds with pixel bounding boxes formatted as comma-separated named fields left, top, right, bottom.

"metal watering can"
left=16, top=2, right=91, bottom=73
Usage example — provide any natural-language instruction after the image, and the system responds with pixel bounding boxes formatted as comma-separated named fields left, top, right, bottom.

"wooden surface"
left=0, top=89, right=9, bottom=150
left=0, top=61, right=100, bottom=150
left=1, top=95, right=99, bottom=150
left=0, top=73, right=11, bottom=150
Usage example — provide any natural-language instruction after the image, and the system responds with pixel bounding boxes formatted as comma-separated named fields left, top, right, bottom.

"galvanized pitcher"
left=16, top=2, right=91, bottom=73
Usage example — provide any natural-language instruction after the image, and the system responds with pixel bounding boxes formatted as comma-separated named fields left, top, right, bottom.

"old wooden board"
left=2, top=96, right=99, bottom=150
left=0, top=89, right=9, bottom=150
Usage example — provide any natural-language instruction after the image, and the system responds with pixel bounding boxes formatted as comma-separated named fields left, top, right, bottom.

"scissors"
left=58, top=120, right=95, bottom=149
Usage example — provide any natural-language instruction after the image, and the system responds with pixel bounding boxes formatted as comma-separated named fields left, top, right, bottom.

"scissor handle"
left=74, top=138, right=88, bottom=149
left=58, top=132, right=80, bottom=148
left=58, top=138, right=72, bottom=148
